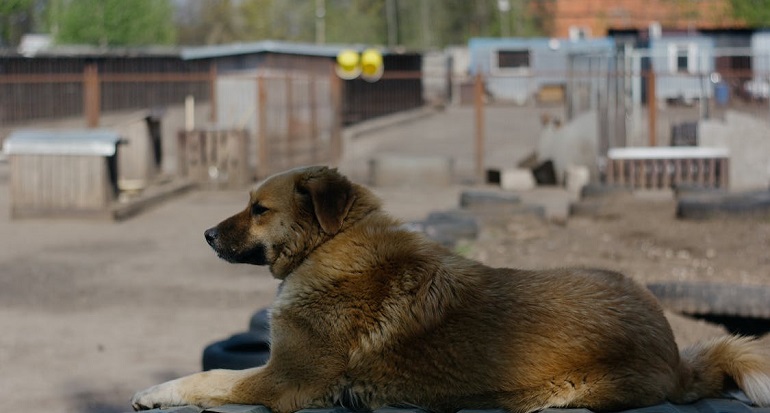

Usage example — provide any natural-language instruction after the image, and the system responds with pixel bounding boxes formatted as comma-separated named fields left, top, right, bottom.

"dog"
left=132, top=165, right=770, bottom=413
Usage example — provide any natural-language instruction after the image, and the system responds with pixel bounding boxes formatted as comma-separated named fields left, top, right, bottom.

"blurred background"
left=1, top=1, right=770, bottom=413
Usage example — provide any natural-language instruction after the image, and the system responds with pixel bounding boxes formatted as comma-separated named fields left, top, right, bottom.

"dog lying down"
left=132, top=165, right=770, bottom=413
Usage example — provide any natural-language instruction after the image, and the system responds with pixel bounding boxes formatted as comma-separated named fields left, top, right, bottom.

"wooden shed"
left=4, top=129, right=122, bottom=218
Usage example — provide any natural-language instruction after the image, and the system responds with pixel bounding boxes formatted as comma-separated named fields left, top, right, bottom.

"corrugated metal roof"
left=2, top=40, right=414, bottom=60
left=181, top=40, right=400, bottom=60
left=1, top=44, right=181, bottom=58
left=3, top=129, right=122, bottom=156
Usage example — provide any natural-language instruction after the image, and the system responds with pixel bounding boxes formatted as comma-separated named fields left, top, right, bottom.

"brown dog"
left=132, top=166, right=770, bottom=413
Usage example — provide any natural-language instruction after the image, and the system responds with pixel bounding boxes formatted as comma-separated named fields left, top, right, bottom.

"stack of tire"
left=201, top=308, right=272, bottom=371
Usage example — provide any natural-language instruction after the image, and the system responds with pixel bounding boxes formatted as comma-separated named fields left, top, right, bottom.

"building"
left=549, top=0, right=744, bottom=39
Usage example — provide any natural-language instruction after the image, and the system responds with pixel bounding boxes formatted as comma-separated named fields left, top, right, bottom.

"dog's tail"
left=669, top=335, right=770, bottom=406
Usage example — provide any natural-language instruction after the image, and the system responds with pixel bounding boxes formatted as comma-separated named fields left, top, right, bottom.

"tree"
left=729, top=0, right=770, bottom=27
left=0, top=0, right=37, bottom=46
left=54, top=0, right=175, bottom=46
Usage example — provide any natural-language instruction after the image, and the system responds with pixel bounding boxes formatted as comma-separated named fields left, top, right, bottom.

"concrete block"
left=369, top=155, right=454, bottom=187
left=500, top=168, right=536, bottom=191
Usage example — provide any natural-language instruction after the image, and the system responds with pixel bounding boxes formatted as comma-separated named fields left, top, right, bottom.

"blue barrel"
left=714, top=83, right=730, bottom=106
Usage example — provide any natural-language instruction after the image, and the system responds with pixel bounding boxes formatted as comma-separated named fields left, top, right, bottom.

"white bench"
left=606, top=147, right=729, bottom=190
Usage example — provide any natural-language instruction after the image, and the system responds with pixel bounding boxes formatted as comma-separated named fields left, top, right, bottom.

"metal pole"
left=647, top=69, right=656, bottom=147
left=474, top=73, right=485, bottom=182
left=315, top=0, right=325, bottom=44
left=386, top=0, right=398, bottom=47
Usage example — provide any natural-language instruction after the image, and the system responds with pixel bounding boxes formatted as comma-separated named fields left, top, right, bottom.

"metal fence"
left=0, top=59, right=214, bottom=127
left=468, top=48, right=770, bottom=189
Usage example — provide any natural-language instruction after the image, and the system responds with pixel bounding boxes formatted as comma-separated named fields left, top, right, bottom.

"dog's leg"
left=132, top=362, right=338, bottom=412
left=132, top=367, right=262, bottom=410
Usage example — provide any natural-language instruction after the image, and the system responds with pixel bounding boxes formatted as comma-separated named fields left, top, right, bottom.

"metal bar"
left=474, top=73, right=485, bottom=183
left=98, top=72, right=212, bottom=82
left=647, top=70, right=656, bottom=147
left=0, top=74, right=83, bottom=83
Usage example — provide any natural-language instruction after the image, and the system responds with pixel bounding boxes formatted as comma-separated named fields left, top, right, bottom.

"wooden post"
left=309, top=75, right=319, bottom=163
left=474, top=73, right=485, bottom=183
left=257, top=75, right=269, bottom=178
left=84, top=63, right=100, bottom=128
left=286, top=74, right=295, bottom=168
left=329, top=73, right=343, bottom=163
left=647, top=69, right=656, bottom=147
left=209, top=63, right=218, bottom=123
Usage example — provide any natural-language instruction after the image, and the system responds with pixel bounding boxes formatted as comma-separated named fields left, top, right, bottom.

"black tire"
left=459, top=190, right=521, bottom=209
left=410, top=210, right=480, bottom=248
left=248, top=307, right=271, bottom=334
left=202, top=330, right=271, bottom=371
left=580, top=183, right=632, bottom=198
left=676, top=190, right=770, bottom=220
left=646, top=282, right=770, bottom=319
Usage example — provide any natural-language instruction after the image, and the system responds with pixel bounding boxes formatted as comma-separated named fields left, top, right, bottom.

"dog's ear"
left=300, top=168, right=355, bottom=235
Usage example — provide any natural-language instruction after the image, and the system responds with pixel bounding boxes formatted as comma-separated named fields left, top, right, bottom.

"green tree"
left=54, top=0, right=175, bottom=46
left=0, top=0, right=37, bottom=46
left=325, top=0, right=386, bottom=45
left=729, top=0, right=770, bottom=27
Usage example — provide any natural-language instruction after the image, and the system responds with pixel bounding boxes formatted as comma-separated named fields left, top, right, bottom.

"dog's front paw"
left=131, top=381, right=184, bottom=411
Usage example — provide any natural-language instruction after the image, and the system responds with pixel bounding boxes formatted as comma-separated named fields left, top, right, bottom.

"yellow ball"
left=360, top=48, right=384, bottom=82
left=336, top=49, right=361, bottom=79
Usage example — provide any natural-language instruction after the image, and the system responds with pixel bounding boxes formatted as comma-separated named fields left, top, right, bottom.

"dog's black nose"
left=204, top=228, right=218, bottom=246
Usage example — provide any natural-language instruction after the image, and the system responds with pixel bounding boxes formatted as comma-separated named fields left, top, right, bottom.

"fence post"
left=257, top=75, right=269, bottom=178
left=330, top=73, right=343, bottom=163
left=84, top=63, right=100, bottom=128
left=209, top=63, right=218, bottom=123
left=647, top=69, right=656, bottom=147
left=286, top=74, right=295, bottom=168
left=474, top=73, right=485, bottom=183
left=309, top=75, right=319, bottom=163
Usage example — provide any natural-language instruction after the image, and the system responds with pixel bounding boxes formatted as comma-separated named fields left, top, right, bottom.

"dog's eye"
left=251, top=204, right=269, bottom=216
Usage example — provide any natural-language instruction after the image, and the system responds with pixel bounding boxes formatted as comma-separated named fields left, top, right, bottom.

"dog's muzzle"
left=204, top=227, right=268, bottom=266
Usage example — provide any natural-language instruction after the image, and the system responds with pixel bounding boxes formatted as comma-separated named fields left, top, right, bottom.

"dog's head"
left=204, top=166, right=373, bottom=279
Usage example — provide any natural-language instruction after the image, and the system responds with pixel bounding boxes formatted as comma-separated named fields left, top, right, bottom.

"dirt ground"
left=464, top=190, right=770, bottom=347
left=2, top=106, right=768, bottom=413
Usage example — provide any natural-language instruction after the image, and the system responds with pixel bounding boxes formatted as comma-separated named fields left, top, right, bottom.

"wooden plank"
left=257, top=75, right=269, bottom=178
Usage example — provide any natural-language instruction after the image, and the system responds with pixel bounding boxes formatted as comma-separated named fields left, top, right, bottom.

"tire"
left=410, top=210, right=480, bottom=248
left=459, top=190, right=521, bottom=209
left=580, top=183, right=631, bottom=198
left=646, top=282, right=770, bottom=319
left=676, top=190, right=770, bottom=220
left=202, top=330, right=271, bottom=371
left=248, top=307, right=271, bottom=334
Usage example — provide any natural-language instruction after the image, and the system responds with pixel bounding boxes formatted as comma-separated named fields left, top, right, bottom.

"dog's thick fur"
left=132, top=166, right=770, bottom=413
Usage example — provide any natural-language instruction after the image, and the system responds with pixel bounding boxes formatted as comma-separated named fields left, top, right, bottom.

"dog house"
left=3, top=129, right=122, bottom=218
